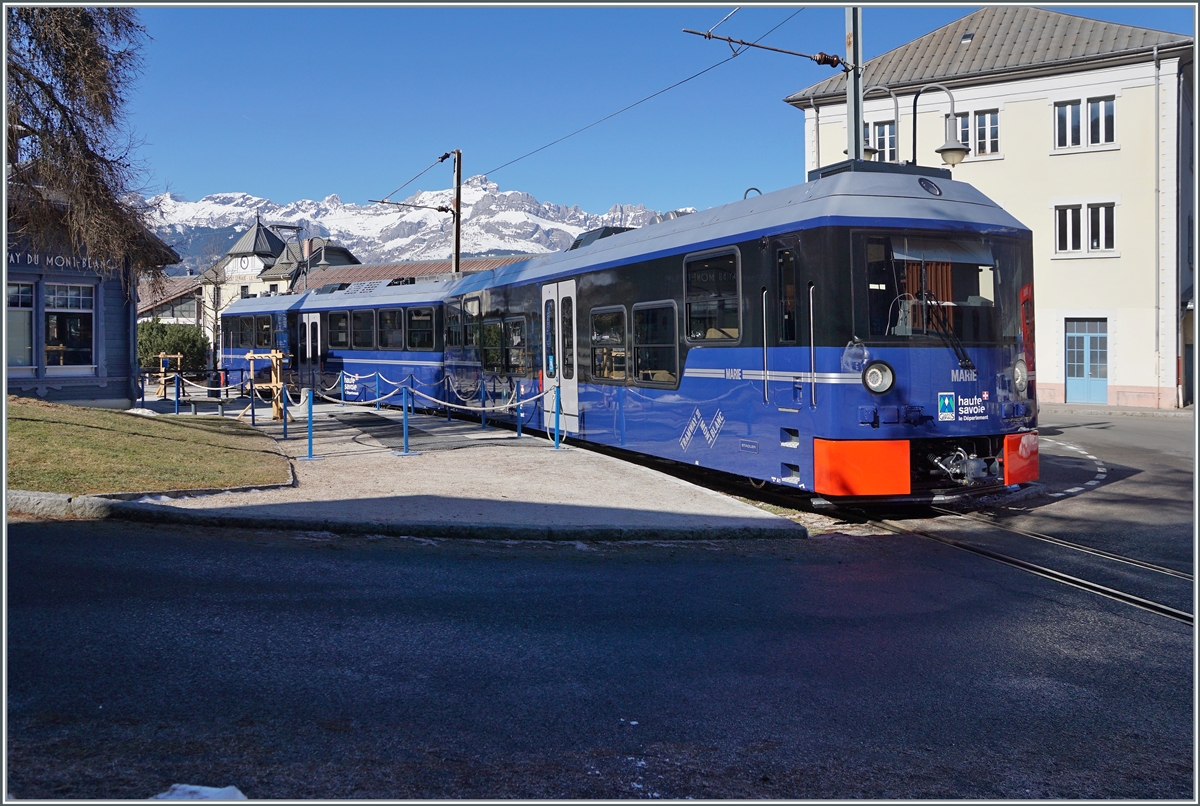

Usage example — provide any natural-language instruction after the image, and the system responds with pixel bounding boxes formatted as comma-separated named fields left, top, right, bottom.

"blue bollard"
left=249, top=375, right=256, bottom=426
left=375, top=371, right=381, bottom=411
left=174, top=373, right=180, bottom=415
left=140, top=374, right=146, bottom=408
left=479, top=376, right=487, bottom=429
left=298, top=388, right=322, bottom=461
left=282, top=384, right=288, bottom=439
left=516, top=381, right=523, bottom=438
left=554, top=385, right=561, bottom=449
left=403, top=386, right=410, bottom=454
left=340, top=372, right=345, bottom=407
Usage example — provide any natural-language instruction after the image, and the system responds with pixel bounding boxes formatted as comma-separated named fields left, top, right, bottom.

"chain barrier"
left=178, top=375, right=247, bottom=394
left=410, top=384, right=555, bottom=414
left=312, top=385, right=405, bottom=407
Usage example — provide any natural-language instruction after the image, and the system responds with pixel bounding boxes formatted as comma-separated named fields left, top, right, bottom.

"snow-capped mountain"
left=147, top=176, right=672, bottom=274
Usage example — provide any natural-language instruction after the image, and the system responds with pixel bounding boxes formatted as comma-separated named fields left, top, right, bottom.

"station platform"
left=127, top=399, right=806, bottom=541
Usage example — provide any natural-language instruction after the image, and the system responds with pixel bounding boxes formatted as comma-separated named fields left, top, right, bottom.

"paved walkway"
left=97, top=401, right=806, bottom=540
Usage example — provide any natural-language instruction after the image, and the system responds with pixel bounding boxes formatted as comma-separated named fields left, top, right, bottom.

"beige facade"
left=790, top=9, right=1194, bottom=408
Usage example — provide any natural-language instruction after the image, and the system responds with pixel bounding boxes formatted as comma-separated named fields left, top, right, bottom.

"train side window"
left=238, top=316, right=253, bottom=348
left=482, top=318, right=503, bottom=372
left=352, top=309, right=375, bottom=349
left=684, top=250, right=739, bottom=341
left=378, top=309, right=404, bottom=349
left=327, top=311, right=349, bottom=349
left=778, top=250, right=797, bottom=342
left=255, top=315, right=272, bottom=348
left=544, top=299, right=556, bottom=379
left=445, top=302, right=463, bottom=348
left=464, top=297, right=481, bottom=347
left=633, top=302, right=677, bottom=385
left=590, top=306, right=627, bottom=382
left=561, top=297, right=575, bottom=380
left=504, top=317, right=528, bottom=374
left=407, top=307, right=434, bottom=351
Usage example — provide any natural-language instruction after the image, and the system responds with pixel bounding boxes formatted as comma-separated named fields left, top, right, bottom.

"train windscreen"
left=854, top=232, right=1031, bottom=347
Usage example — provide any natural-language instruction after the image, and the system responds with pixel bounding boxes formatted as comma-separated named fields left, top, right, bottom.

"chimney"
left=302, top=238, right=312, bottom=259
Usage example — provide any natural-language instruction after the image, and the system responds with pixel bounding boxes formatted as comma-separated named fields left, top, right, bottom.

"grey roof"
left=226, top=220, right=287, bottom=258
left=258, top=242, right=362, bottom=280
left=136, top=275, right=201, bottom=313
left=787, top=7, right=1193, bottom=107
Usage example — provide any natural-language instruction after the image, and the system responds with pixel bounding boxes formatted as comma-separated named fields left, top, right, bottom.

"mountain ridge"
left=148, top=175, right=676, bottom=274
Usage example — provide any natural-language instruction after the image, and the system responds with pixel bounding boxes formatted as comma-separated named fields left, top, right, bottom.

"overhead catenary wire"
left=483, top=8, right=805, bottom=177
left=378, top=151, right=453, bottom=204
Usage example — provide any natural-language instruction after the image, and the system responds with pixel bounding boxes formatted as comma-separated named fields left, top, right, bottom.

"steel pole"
left=453, top=149, right=462, bottom=275
left=554, top=385, right=561, bottom=449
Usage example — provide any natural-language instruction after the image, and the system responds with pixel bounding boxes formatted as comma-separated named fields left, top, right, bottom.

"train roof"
left=222, top=162, right=1031, bottom=314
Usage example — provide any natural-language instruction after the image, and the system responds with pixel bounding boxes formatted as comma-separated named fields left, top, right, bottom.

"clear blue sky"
left=128, top=4, right=1194, bottom=215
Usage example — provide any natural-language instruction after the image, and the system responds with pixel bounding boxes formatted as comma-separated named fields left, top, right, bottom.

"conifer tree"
left=7, top=8, right=171, bottom=286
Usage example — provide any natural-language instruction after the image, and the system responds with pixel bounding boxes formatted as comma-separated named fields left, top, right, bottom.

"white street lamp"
left=910, top=83, right=970, bottom=167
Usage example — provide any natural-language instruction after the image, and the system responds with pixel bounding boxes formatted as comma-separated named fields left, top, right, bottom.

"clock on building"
left=239, top=256, right=249, bottom=270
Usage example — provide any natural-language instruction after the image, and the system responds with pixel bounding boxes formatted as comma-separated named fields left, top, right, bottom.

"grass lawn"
left=6, top=396, right=291, bottom=495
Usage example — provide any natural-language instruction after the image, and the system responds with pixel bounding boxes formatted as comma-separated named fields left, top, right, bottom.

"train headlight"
left=862, top=360, right=895, bottom=395
left=1013, top=358, right=1028, bottom=394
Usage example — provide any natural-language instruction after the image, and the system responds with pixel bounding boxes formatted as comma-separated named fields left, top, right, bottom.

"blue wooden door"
left=1065, top=318, right=1107, bottom=404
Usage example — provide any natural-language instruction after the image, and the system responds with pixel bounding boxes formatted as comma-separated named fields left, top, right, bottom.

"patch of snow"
left=125, top=408, right=159, bottom=417
left=150, top=784, right=246, bottom=800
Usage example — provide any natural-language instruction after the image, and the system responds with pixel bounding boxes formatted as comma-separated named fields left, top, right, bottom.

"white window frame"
left=1054, top=100, right=1081, bottom=149
left=954, top=112, right=970, bottom=155
left=43, top=282, right=97, bottom=375
left=7, top=281, right=36, bottom=374
left=975, top=110, right=1000, bottom=155
left=1087, top=96, right=1115, bottom=146
left=1088, top=203, right=1116, bottom=252
left=1051, top=197, right=1121, bottom=259
left=872, top=120, right=897, bottom=162
left=1055, top=206, right=1083, bottom=254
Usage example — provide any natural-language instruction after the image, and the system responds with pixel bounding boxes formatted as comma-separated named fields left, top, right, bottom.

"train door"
left=541, top=280, right=579, bottom=433
left=301, top=312, right=321, bottom=383
left=770, top=240, right=815, bottom=410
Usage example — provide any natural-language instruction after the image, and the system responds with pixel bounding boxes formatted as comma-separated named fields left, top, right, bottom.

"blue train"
left=220, top=159, right=1039, bottom=501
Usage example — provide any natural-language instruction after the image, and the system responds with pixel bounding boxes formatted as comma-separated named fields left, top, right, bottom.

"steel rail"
left=930, top=506, right=1193, bottom=581
left=868, top=516, right=1193, bottom=625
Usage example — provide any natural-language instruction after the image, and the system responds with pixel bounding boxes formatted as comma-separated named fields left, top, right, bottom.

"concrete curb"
left=6, top=489, right=807, bottom=541
left=1038, top=404, right=1193, bottom=419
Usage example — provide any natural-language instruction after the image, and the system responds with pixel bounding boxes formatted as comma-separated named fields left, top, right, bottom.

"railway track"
left=527, top=436, right=1193, bottom=626
left=652, top=458, right=1193, bottom=626
left=856, top=507, right=1194, bottom=626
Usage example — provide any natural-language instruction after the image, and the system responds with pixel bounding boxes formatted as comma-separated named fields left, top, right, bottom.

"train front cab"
left=773, top=225, right=1038, bottom=500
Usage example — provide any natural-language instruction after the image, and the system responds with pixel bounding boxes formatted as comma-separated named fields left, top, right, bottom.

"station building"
left=787, top=7, right=1194, bottom=408
left=7, top=235, right=181, bottom=408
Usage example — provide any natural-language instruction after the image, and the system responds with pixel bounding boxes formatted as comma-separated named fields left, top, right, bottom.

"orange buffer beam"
left=813, top=438, right=911, bottom=497
left=1003, top=431, right=1039, bottom=485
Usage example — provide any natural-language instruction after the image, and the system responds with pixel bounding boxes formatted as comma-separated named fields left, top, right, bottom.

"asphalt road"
left=7, top=492, right=1193, bottom=799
